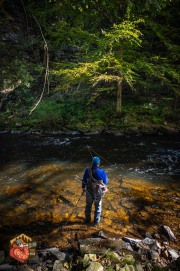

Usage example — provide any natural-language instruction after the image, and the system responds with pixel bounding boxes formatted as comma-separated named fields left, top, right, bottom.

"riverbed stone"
left=86, top=262, right=103, bottom=271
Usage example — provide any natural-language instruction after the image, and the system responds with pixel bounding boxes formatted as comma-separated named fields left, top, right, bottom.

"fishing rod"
left=58, top=190, right=85, bottom=231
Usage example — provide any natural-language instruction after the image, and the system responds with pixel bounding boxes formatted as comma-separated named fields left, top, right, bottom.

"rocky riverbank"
left=0, top=127, right=179, bottom=137
left=0, top=225, right=179, bottom=271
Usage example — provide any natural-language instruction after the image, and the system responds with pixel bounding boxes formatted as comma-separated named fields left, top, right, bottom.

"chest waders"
left=85, top=169, right=108, bottom=225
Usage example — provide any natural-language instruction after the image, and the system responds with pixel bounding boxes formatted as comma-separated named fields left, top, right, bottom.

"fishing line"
left=87, top=145, right=94, bottom=158
left=58, top=190, right=85, bottom=232
left=87, top=145, right=112, bottom=165
left=87, top=145, right=123, bottom=184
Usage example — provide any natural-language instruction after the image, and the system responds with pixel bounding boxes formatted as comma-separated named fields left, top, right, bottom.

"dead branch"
left=29, top=16, right=50, bottom=115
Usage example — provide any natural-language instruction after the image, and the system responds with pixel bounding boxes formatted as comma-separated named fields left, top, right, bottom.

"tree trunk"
left=117, top=79, right=122, bottom=112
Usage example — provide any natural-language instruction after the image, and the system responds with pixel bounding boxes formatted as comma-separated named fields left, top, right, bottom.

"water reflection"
left=0, top=134, right=179, bottom=250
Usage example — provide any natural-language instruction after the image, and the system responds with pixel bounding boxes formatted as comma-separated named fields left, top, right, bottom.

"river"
left=0, top=133, right=179, bottom=250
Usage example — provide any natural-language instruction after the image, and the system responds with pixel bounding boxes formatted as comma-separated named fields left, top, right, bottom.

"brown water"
left=0, top=133, right=179, bottom=250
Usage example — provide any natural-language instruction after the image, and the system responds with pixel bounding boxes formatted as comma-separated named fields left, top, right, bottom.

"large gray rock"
left=167, top=247, right=180, bottom=261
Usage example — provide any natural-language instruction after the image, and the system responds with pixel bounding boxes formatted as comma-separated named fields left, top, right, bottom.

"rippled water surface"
left=0, top=133, right=179, bottom=249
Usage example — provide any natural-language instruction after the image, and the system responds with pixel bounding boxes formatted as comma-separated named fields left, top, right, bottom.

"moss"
left=105, top=252, right=121, bottom=263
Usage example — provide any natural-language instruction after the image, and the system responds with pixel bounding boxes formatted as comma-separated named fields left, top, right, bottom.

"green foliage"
left=0, top=0, right=179, bottom=132
left=1, top=59, right=34, bottom=90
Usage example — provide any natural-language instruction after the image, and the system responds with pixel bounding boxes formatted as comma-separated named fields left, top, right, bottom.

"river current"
left=0, top=133, right=179, bottom=250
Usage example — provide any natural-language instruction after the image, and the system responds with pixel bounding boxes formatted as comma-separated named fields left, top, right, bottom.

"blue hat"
left=92, top=156, right=100, bottom=164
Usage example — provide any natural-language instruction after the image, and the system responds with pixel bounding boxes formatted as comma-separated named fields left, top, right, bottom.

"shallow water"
left=0, top=133, right=179, bottom=250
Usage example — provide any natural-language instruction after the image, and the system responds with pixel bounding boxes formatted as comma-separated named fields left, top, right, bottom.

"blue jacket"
left=82, top=165, right=108, bottom=189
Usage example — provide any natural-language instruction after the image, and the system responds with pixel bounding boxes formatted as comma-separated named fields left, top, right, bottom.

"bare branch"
left=29, top=16, right=50, bottom=115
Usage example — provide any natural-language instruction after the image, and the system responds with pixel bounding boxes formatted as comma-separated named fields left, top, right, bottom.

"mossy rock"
left=121, top=255, right=136, bottom=266
left=105, top=252, right=121, bottom=263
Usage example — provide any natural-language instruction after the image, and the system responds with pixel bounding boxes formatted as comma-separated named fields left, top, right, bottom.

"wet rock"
left=122, top=237, right=141, bottom=248
left=0, top=251, right=4, bottom=264
left=159, top=225, right=177, bottom=242
left=142, top=238, right=161, bottom=253
left=167, top=247, right=180, bottom=261
left=86, top=261, right=103, bottom=271
left=144, top=232, right=153, bottom=239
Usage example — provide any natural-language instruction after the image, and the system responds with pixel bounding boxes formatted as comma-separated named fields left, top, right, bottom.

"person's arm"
left=82, top=168, right=89, bottom=190
left=103, top=171, right=108, bottom=185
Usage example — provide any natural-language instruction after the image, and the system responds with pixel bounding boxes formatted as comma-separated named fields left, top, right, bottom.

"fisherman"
left=82, top=156, right=108, bottom=226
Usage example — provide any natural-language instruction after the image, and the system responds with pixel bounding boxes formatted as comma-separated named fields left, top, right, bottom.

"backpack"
left=87, top=168, right=108, bottom=197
